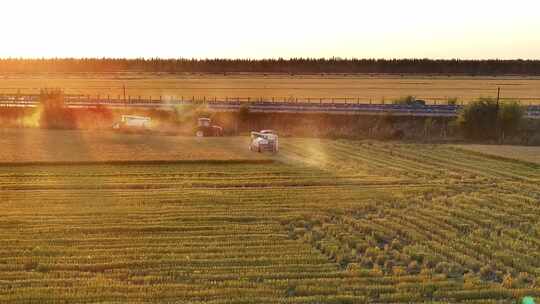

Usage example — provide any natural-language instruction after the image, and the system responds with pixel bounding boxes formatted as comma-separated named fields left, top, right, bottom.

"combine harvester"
left=113, top=115, right=152, bottom=132
left=249, top=130, right=279, bottom=153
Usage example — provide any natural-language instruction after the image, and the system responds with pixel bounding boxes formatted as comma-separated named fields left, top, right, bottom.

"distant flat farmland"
left=1, top=73, right=540, bottom=104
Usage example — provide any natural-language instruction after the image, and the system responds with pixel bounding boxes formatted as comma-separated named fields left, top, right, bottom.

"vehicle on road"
left=249, top=130, right=279, bottom=153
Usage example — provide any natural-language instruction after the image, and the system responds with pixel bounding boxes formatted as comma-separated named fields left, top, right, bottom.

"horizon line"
left=1, top=57, right=540, bottom=61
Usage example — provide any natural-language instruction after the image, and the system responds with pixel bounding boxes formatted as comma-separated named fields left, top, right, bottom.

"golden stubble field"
left=0, top=129, right=268, bottom=164
left=455, top=144, right=540, bottom=165
left=1, top=73, right=540, bottom=104
left=1, top=130, right=540, bottom=303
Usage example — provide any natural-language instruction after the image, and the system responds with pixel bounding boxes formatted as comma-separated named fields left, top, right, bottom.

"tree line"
left=1, top=58, right=540, bottom=75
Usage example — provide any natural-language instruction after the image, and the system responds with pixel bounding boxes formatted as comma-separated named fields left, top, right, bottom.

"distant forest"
left=1, top=58, right=540, bottom=75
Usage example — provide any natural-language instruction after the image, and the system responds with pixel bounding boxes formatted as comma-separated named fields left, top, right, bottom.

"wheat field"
left=454, top=144, right=540, bottom=165
left=1, top=73, right=540, bottom=104
left=1, top=131, right=540, bottom=303
left=0, top=129, right=266, bottom=164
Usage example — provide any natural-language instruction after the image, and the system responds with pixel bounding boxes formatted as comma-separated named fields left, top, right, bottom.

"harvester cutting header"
left=249, top=130, right=279, bottom=153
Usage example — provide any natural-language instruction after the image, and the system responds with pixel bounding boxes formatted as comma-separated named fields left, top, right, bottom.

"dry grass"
left=453, top=144, right=540, bottom=165
left=2, top=137, right=540, bottom=302
left=0, top=129, right=268, bottom=164
left=1, top=73, right=540, bottom=104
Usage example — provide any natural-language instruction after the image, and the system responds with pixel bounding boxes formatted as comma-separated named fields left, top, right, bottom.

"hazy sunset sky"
left=1, top=0, right=539, bottom=59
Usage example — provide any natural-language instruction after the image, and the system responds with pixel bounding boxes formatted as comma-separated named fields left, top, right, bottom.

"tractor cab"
left=196, top=117, right=223, bottom=137
left=198, top=118, right=211, bottom=128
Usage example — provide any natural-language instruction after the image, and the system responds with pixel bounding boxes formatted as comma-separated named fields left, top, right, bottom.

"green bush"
left=498, top=101, right=525, bottom=141
left=457, top=97, right=499, bottom=140
left=447, top=97, right=459, bottom=105
left=457, top=97, right=524, bottom=141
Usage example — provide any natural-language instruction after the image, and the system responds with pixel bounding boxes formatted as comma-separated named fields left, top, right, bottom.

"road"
left=1, top=95, right=540, bottom=118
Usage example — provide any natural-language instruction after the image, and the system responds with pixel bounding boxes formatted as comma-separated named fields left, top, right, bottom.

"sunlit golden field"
left=1, top=130, right=540, bottom=303
left=2, top=73, right=540, bottom=104
left=455, top=144, right=540, bottom=165
left=0, top=129, right=267, bottom=163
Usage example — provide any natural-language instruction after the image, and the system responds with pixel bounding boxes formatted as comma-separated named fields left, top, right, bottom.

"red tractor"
left=196, top=118, right=223, bottom=137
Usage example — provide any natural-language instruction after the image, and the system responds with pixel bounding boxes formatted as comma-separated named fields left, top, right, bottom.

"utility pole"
left=123, top=84, right=126, bottom=102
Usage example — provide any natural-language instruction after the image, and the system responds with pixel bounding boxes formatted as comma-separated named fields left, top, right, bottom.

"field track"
left=1, top=130, right=540, bottom=303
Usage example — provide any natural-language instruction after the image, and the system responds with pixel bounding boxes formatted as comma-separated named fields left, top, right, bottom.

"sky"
left=1, top=0, right=539, bottom=59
